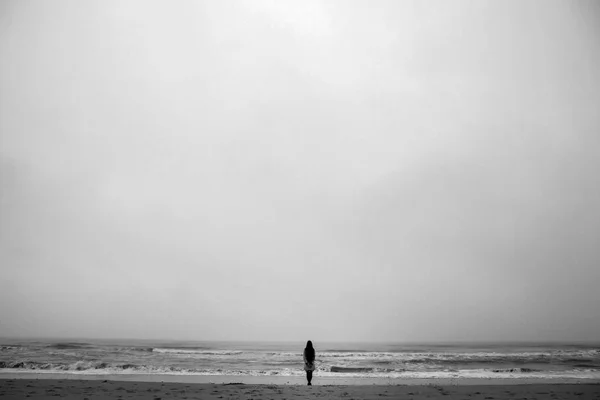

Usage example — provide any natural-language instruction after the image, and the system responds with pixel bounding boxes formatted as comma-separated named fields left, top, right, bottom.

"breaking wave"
left=0, top=360, right=198, bottom=374
left=152, top=348, right=244, bottom=355
left=491, top=368, right=539, bottom=373
left=1, top=359, right=599, bottom=380
left=0, top=346, right=21, bottom=351
left=2, top=340, right=600, bottom=381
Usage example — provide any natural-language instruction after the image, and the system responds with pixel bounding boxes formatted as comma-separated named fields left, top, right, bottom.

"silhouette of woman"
left=303, top=340, right=315, bottom=385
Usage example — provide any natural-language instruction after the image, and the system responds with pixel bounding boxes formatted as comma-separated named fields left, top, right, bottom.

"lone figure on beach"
left=303, top=340, right=316, bottom=385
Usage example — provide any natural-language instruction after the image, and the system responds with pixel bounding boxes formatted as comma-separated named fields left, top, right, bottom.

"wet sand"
left=1, top=378, right=599, bottom=400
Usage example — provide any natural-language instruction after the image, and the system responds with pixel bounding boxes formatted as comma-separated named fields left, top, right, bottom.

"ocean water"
left=1, top=339, right=599, bottom=380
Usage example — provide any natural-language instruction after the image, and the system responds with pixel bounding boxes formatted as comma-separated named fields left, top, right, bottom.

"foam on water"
left=1, top=339, right=599, bottom=381
left=152, top=349, right=244, bottom=355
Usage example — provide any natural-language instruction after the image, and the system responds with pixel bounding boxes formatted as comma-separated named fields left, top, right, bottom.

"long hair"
left=304, top=340, right=315, bottom=363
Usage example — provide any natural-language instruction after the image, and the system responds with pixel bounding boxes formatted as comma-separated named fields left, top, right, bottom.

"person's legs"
left=307, top=370, right=313, bottom=385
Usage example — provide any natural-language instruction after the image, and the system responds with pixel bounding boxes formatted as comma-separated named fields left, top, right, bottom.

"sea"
left=1, top=339, right=600, bottom=381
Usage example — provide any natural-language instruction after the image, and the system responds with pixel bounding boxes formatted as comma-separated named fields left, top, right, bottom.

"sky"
left=1, top=0, right=599, bottom=343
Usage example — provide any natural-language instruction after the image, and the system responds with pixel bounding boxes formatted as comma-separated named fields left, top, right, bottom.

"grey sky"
left=1, top=0, right=599, bottom=342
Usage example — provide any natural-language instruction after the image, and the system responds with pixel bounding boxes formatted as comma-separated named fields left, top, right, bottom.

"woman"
left=303, top=340, right=316, bottom=385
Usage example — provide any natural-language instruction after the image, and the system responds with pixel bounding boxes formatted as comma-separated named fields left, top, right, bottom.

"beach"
left=3, top=339, right=599, bottom=380
left=2, top=378, right=600, bottom=400
left=3, top=1, right=600, bottom=398
left=2, top=340, right=600, bottom=398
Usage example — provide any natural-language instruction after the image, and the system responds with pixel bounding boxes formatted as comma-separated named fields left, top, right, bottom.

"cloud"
left=1, top=0, right=599, bottom=341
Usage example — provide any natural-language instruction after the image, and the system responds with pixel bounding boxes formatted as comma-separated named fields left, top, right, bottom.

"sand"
left=1, top=378, right=599, bottom=400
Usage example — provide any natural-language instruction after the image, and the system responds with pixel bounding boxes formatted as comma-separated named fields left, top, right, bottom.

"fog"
left=1, top=0, right=599, bottom=342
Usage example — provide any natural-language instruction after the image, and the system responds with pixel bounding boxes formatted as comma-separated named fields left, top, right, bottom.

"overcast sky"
left=1, top=0, right=599, bottom=343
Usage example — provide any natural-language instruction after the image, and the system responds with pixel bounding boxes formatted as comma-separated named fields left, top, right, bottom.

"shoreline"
left=1, top=372, right=599, bottom=386
left=1, top=379, right=600, bottom=400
